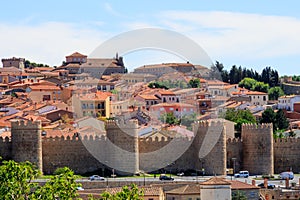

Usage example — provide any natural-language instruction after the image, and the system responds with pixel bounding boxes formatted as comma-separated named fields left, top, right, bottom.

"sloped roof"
left=166, top=184, right=200, bottom=194
left=200, top=177, right=231, bottom=185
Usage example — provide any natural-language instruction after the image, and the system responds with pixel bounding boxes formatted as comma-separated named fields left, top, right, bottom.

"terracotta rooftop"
left=77, top=91, right=109, bottom=101
left=29, top=85, right=61, bottom=91
left=200, top=177, right=231, bottom=185
left=166, top=184, right=200, bottom=194
left=227, top=180, right=259, bottom=190
left=138, top=95, right=159, bottom=100
left=158, top=90, right=175, bottom=95
left=66, top=52, right=87, bottom=57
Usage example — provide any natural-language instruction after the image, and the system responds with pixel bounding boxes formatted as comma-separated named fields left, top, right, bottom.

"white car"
left=279, top=172, right=294, bottom=180
left=89, top=175, right=105, bottom=181
left=234, top=171, right=249, bottom=178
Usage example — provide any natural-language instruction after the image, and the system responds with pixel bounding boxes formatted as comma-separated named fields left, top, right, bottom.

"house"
left=72, top=91, right=111, bottom=118
left=149, top=103, right=196, bottom=119
left=228, top=180, right=260, bottom=200
left=231, top=89, right=268, bottom=106
left=55, top=52, right=126, bottom=77
left=133, top=63, right=196, bottom=77
left=200, top=177, right=231, bottom=200
left=278, top=95, right=300, bottom=111
left=165, top=184, right=201, bottom=200
left=27, top=85, right=63, bottom=102
left=121, top=73, right=157, bottom=84
left=135, top=95, right=159, bottom=110
left=154, top=90, right=179, bottom=103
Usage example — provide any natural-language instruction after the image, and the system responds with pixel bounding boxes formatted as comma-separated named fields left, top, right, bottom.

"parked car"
left=234, top=171, right=249, bottom=178
left=76, top=186, right=84, bottom=191
left=177, top=172, right=184, bottom=176
left=89, top=175, right=105, bottom=181
left=279, top=172, right=294, bottom=180
left=159, top=174, right=174, bottom=181
left=257, top=183, right=276, bottom=189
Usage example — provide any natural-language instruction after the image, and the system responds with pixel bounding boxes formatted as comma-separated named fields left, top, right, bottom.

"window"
left=170, top=108, right=174, bottom=111
left=263, top=96, right=266, bottom=101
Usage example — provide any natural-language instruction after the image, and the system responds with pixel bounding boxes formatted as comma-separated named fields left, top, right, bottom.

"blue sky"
left=1, top=1, right=300, bottom=75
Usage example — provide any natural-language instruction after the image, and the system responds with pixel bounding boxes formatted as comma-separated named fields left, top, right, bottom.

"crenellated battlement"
left=226, top=137, right=242, bottom=144
left=0, top=136, right=11, bottom=143
left=242, top=123, right=272, bottom=130
left=105, top=119, right=139, bottom=129
left=11, top=120, right=41, bottom=130
left=274, top=137, right=300, bottom=143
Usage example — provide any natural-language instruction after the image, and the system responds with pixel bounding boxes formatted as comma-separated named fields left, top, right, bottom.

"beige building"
left=200, top=177, right=231, bottom=200
left=232, top=89, right=268, bottom=106
left=27, top=85, right=63, bottom=102
left=72, top=91, right=111, bottom=118
left=166, top=184, right=201, bottom=200
left=2, top=57, right=25, bottom=71
left=121, top=73, right=157, bottom=84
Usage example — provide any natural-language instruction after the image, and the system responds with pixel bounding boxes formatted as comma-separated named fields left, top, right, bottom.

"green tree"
left=160, top=112, right=179, bottom=125
left=224, top=109, right=256, bottom=135
left=232, top=190, right=247, bottom=200
left=188, top=78, right=201, bottom=88
left=260, top=108, right=289, bottom=134
left=268, top=87, right=284, bottom=100
left=252, top=81, right=269, bottom=93
left=276, top=109, right=289, bottom=130
left=0, top=160, right=40, bottom=200
left=100, top=184, right=144, bottom=200
left=238, top=78, right=257, bottom=90
left=33, top=167, right=81, bottom=200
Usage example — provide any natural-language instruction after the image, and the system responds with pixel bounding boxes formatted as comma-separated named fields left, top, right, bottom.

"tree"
left=188, top=78, right=200, bottom=88
left=268, top=87, right=284, bottom=100
left=33, top=167, right=81, bottom=200
left=160, top=112, right=179, bottom=125
left=224, top=109, right=256, bottom=135
left=0, top=160, right=39, bottom=200
left=238, top=78, right=257, bottom=90
left=276, top=109, right=289, bottom=130
left=100, top=184, right=144, bottom=200
left=252, top=81, right=269, bottom=93
left=260, top=108, right=289, bottom=134
left=232, top=190, right=247, bottom=200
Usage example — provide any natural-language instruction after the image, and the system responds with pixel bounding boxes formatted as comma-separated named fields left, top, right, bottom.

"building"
left=133, top=63, right=196, bottom=77
left=166, top=184, right=201, bottom=200
left=278, top=95, right=300, bottom=111
left=72, top=91, right=111, bottom=118
left=149, top=103, right=197, bottom=119
left=2, top=57, right=25, bottom=71
left=55, top=52, right=126, bottom=77
left=200, top=177, right=231, bottom=200
left=121, top=73, right=157, bottom=84
left=231, top=89, right=269, bottom=106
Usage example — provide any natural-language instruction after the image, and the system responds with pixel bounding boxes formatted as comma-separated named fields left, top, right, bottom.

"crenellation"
left=5, top=117, right=300, bottom=176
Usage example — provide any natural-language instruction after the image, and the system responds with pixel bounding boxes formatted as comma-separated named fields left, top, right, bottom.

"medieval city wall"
left=226, top=138, right=243, bottom=172
left=242, top=123, right=274, bottom=175
left=0, top=136, right=11, bottom=160
left=274, top=138, right=300, bottom=174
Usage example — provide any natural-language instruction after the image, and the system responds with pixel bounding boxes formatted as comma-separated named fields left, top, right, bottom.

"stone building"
left=2, top=57, right=25, bottom=71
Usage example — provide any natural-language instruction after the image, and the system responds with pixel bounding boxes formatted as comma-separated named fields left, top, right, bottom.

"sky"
left=1, top=0, right=300, bottom=75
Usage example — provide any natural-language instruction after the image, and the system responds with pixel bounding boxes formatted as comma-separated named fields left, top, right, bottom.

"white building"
left=278, top=95, right=300, bottom=111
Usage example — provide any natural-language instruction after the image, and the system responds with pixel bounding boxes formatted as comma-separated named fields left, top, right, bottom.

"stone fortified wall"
left=226, top=138, right=243, bottom=172
left=274, top=138, right=300, bottom=174
left=2, top=119, right=300, bottom=175
left=11, top=120, right=42, bottom=172
left=242, top=123, right=274, bottom=175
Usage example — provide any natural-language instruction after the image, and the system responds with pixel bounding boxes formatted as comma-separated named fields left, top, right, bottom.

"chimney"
left=252, top=180, right=256, bottom=186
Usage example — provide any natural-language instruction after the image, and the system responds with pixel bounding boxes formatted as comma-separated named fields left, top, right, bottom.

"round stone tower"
left=11, top=120, right=43, bottom=172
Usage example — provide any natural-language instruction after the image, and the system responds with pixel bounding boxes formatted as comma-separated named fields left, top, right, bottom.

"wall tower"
left=11, top=120, right=43, bottom=172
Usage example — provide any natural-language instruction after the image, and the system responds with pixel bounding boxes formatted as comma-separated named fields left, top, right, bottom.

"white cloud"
left=159, top=11, right=300, bottom=63
left=104, top=2, right=122, bottom=17
left=0, top=22, right=107, bottom=66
